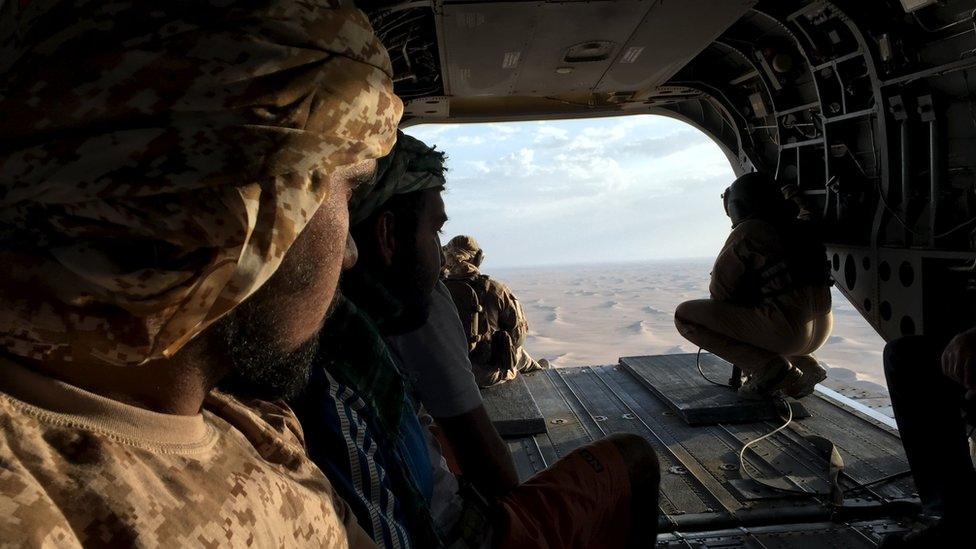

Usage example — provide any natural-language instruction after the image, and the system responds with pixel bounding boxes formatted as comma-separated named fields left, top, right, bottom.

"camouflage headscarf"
left=443, top=235, right=483, bottom=278
left=0, top=1, right=403, bottom=366
left=349, top=130, right=446, bottom=225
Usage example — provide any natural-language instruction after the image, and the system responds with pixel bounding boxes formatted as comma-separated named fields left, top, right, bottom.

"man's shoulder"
left=0, top=459, right=80, bottom=547
left=444, top=274, right=493, bottom=300
left=205, top=391, right=310, bottom=462
left=733, top=218, right=775, bottom=233
left=483, top=276, right=514, bottom=299
left=730, top=219, right=784, bottom=247
left=0, top=388, right=359, bottom=548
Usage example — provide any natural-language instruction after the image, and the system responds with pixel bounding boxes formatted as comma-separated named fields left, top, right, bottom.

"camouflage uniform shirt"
left=0, top=357, right=374, bottom=548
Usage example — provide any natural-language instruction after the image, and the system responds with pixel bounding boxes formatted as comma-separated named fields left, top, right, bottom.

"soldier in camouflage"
left=442, top=236, right=550, bottom=388
left=674, top=173, right=833, bottom=400
left=0, top=1, right=401, bottom=546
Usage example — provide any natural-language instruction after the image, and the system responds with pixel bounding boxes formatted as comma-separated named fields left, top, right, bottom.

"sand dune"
left=664, top=344, right=691, bottom=354
left=494, top=259, right=889, bottom=388
left=532, top=303, right=564, bottom=323
left=626, top=320, right=652, bottom=335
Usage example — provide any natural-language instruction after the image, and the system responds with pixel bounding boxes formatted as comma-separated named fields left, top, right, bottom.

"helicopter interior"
left=361, top=0, right=976, bottom=545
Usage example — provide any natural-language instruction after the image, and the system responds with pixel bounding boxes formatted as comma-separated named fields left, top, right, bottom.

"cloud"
left=404, top=115, right=737, bottom=267
left=468, top=160, right=490, bottom=174
left=500, top=148, right=538, bottom=173
left=455, top=135, right=486, bottom=146
left=534, top=126, right=570, bottom=145
left=403, top=124, right=454, bottom=143
left=615, top=131, right=710, bottom=158
left=491, top=124, right=520, bottom=137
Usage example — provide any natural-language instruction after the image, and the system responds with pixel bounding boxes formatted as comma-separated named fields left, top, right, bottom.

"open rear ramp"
left=494, top=354, right=917, bottom=546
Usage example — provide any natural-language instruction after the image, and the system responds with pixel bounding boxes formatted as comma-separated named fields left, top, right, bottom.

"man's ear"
left=374, top=211, right=396, bottom=267
left=343, top=233, right=358, bottom=271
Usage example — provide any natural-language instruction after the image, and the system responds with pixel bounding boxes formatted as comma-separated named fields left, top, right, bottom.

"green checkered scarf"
left=350, top=130, right=446, bottom=225
left=315, top=293, right=441, bottom=546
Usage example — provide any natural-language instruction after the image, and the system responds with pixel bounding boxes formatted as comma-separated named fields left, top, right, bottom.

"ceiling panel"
left=596, top=0, right=757, bottom=94
left=439, top=1, right=544, bottom=96
left=511, top=1, right=652, bottom=96
left=439, top=0, right=755, bottom=99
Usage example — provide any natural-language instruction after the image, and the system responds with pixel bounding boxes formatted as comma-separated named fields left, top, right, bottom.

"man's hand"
left=941, top=328, right=976, bottom=390
left=436, top=405, right=519, bottom=499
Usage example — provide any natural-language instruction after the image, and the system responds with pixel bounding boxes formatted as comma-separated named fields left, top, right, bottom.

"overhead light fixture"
left=555, top=67, right=574, bottom=75
left=899, top=0, right=937, bottom=12
left=502, top=51, right=521, bottom=69
left=564, top=41, right=615, bottom=63
left=620, top=46, right=644, bottom=64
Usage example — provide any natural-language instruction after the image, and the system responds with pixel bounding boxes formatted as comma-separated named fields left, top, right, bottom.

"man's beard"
left=218, top=330, right=319, bottom=402
left=382, top=248, right=433, bottom=335
left=214, top=297, right=335, bottom=402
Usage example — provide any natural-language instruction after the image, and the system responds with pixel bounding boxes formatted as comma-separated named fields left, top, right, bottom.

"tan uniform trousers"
left=473, top=331, right=544, bottom=388
left=474, top=347, right=542, bottom=388
left=674, top=286, right=833, bottom=374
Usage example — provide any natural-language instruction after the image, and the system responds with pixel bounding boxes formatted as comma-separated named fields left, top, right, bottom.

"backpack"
left=443, top=275, right=490, bottom=353
left=444, top=275, right=519, bottom=372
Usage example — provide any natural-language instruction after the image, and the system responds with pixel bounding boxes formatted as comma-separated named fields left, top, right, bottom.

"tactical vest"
left=442, top=275, right=492, bottom=352
left=442, top=275, right=520, bottom=373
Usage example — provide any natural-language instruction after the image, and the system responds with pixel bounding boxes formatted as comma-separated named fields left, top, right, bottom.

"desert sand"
left=495, top=258, right=889, bottom=393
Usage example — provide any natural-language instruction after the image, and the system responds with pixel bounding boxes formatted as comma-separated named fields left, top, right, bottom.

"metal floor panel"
left=503, top=355, right=919, bottom=544
left=657, top=520, right=906, bottom=548
left=620, top=354, right=811, bottom=425
left=552, top=366, right=726, bottom=518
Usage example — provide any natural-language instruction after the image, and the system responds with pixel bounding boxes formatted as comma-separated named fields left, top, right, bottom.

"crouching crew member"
left=442, top=236, right=550, bottom=388
left=674, top=172, right=833, bottom=400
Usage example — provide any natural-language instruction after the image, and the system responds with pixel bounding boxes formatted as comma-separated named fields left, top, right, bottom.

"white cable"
left=739, top=398, right=794, bottom=481
left=696, top=348, right=730, bottom=387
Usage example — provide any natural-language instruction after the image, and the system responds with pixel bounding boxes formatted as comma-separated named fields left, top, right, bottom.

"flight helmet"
left=721, top=172, right=789, bottom=227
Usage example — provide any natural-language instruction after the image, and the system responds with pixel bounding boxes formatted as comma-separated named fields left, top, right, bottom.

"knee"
left=607, top=433, right=660, bottom=492
left=884, top=336, right=935, bottom=383
left=674, top=301, right=700, bottom=334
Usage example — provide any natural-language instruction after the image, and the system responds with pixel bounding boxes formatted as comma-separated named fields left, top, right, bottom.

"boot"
left=878, top=517, right=966, bottom=548
left=522, top=358, right=549, bottom=373
left=784, top=355, right=827, bottom=399
left=738, top=357, right=802, bottom=400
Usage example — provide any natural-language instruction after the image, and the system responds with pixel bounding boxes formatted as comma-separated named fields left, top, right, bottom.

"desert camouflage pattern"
left=0, top=356, right=373, bottom=548
left=0, top=0, right=403, bottom=366
left=443, top=235, right=483, bottom=279
left=442, top=236, right=542, bottom=386
left=350, top=130, right=447, bottom=224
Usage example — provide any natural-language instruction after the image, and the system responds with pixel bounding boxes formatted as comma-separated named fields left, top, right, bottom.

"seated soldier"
left=674, top=173, right=834, bottom=400
left=879, top=331, right=976, bottom=547
left=442, top=236, right=550, bottom=387
left=387, top=278, right=522, bottom=506
left=0, top=2, right=401, bottom=546
left=290, top=132, right=471, bottom=548
left=320, top=131, right=661, bottom=548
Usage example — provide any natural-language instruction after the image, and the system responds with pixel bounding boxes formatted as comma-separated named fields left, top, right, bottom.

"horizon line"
left=487, top=256, right=714, bottom=271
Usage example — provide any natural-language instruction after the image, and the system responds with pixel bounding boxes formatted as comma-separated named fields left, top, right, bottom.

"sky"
left=404, top=114, right=739, bottom=269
